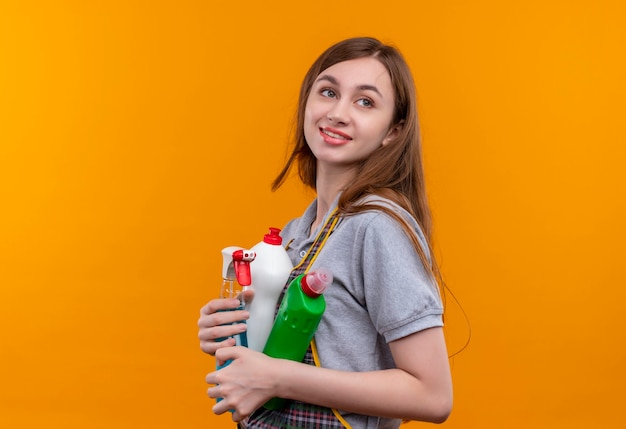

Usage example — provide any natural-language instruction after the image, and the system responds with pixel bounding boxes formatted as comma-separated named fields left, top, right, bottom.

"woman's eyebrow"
left=316, top=74, right=339, bottom=85
left=315, top=74, right=383, bottom=97
left=357, top=84, right=382, bottom=97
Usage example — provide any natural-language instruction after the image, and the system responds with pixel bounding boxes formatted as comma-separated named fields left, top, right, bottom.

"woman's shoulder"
left=348, top=194, right=428, bottom=249
left=353, top=194, right=419, bottom=227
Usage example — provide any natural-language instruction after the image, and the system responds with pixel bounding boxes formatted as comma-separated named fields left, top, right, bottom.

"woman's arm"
left=208, top=326, right=452, bottom=423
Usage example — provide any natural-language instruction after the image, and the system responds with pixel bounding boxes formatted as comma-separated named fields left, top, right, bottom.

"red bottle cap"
left=301, top=268, right=333, bottom=297
left=263, top=227, right=283, bottom=245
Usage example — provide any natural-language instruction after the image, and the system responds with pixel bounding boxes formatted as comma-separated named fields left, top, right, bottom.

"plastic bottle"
left=262, top=268, right=333, bottom=410
left=215, top=247, right=255, bottom=408
left=246, top=227, right=294, bottom=352
left=216, top=247, right=255, bottom=369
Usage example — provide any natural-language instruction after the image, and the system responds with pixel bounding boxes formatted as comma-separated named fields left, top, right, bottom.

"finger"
left=207, top=384, right=220, bottom=398
left=209, top=392, right=232, bottom=415
left=198, top=310, right=250, bottom=330
left=231, top=410, right=245, bottom=422
left=198, top=322, right=247, bottom=342
left=205, top=370, right=219, bottom=385
left=200, top=336, right=235, bottom=356
left=214, top=309, right=250, bottom=326
left=212, top=402, right=229, bottom=416
left=240, top=288, right=255, bottom=304
left=215, top=345, right=243, bottom=364
left=200, top=298, right=243, bottom=316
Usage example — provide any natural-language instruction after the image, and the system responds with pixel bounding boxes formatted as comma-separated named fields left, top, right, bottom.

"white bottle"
left=246, top=227, right=294, bottom=352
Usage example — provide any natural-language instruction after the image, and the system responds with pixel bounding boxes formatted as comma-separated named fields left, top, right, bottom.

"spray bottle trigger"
left=232, top=249, right=255, bottom=287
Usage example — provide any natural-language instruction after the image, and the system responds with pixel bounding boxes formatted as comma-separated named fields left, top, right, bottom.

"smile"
left=320, top=128, right=352, bottom=141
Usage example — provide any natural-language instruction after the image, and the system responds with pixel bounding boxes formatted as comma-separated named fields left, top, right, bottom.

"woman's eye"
left=321, top=88, right=336, bottom=98
left=357, top=98, right=373, bottom=107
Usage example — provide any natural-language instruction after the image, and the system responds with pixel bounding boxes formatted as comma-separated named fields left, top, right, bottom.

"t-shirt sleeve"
left=361, top=212, right=444, bottom=343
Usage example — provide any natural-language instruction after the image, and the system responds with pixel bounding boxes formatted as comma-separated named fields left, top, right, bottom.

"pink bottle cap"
left=301, top=268, right=333, bottom=297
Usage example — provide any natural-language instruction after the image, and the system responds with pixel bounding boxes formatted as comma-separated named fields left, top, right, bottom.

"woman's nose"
left=326, top=101, right=350, bottom=124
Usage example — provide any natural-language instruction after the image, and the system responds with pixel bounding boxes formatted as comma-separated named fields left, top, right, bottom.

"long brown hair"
left=272, top=37, right=438, bottom=283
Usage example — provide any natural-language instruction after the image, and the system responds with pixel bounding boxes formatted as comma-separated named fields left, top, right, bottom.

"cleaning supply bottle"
left=262, top=268, right=333, bottom=410
left=217, top=246, right=255, bottom=369
left=215, top=246, right=255, bottom=409
left=245, top=227, right=294, bottom=352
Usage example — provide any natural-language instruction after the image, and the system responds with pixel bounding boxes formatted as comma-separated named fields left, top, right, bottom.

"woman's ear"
left=382, top=120, right=405, bottom=147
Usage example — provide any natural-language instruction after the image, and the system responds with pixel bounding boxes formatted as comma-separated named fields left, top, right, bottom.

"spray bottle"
left=215, top=247, right=255, bottom=408
left=262, top=268, right=333, bottom=410
left=217, top=246, right=256, bottom=369
left=246, top=228, right=294, bottom=352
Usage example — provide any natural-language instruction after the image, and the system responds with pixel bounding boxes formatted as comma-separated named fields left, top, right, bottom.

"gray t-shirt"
left=279, top=196, right=444, bottom=429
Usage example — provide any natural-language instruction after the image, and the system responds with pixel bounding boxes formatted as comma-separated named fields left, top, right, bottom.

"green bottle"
left=262, top=268, right=333, bottom=410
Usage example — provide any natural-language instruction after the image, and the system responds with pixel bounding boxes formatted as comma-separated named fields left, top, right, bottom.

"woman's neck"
left=312, top=164, right=356, bottom=231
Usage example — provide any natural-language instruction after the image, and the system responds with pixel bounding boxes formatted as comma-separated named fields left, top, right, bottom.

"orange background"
left=1, top=1, right=625, bottom=428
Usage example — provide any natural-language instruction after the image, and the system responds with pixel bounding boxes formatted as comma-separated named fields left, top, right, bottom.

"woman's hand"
left=197, top=291, right=253, bottom=356
left=206, top=346, right=280, bottom=422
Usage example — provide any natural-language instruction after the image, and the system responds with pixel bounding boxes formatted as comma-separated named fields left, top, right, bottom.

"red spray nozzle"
left=301, top=268, right=333, bottom=297
left=232, top=249, right=255, bottom=286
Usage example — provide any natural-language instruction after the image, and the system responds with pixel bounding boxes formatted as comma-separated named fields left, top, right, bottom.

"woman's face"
left=304, top=57, right=399, bottom=171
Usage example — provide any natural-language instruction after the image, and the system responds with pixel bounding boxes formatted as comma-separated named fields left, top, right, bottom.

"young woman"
left=198, top=37, right=453, bottom=428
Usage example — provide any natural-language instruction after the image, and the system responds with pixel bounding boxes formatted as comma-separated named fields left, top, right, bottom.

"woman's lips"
left=320, top=127, right=352, bottom=144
